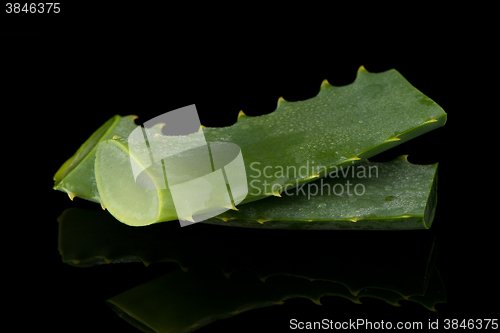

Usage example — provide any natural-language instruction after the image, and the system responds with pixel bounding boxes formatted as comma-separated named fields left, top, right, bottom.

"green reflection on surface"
left=58, top=208, right=446, bottom=332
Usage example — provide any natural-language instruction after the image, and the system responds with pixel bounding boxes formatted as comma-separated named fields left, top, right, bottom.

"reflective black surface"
left=6, top=11, right=494, bottom=332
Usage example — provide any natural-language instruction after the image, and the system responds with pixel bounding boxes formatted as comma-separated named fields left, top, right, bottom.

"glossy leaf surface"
left=94, top=68, right=446, bottom=225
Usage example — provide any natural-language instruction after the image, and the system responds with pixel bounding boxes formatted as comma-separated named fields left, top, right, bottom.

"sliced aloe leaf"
left=53, top=115, right=139, bottom=203
left=207, top=156, right=438, bottom=229
left=95, top=67, right=446, bottom=226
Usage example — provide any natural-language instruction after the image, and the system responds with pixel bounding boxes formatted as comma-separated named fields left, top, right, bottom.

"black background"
left=2, top=3, right=495, bottom=332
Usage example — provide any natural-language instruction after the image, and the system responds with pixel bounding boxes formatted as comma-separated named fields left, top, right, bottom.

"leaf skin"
left=53, top=115, right=139, bottom=203
left=207, top=156, right=438, bottom=230
left=95, top=67, right=446, bottom=226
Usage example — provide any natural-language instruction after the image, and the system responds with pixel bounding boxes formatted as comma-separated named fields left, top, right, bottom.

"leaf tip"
left=304, top=174, right=320, bottom=181
left=259, top=275, right=270, bottom=282
left=308, top=297, right=323, bottom=306
left=180, top=216, right=195, bottom=223
left=66, top=190, right=76, bottom=201
left=227, top=204, right=239, bottom=211
left=345, top=157, right=361, bottom=163
left=264, top=190, right=282, bottom=198
left=128, top=115, right=139, bottom=124
left=277, top=96, right=286, bottom=106
left=112, top=135, right=123, bottom=140
left=150, top=122, right=166, bottom=133
left=320, top=79, right=332, bottom=91
left=357, top=65, right=368, bottom=74
left=237, top=110, right=249, bottom=120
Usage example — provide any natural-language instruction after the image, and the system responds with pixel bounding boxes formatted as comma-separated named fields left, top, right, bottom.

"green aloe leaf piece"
left=106, top=264, right=445, bottom=333
left=53, top=115, right=164, bottom=204
left=94, top=67, right=446, bottom=226
left=206, top=156, right=438, bottom=229
left=53, top=115, right=138, bottom=204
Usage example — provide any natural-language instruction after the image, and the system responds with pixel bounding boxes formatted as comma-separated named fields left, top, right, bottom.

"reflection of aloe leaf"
left=106, top=262, right=445, bottom=333
left=207, top=155, right=438, bottom=229
left=106, top=266, right=357, bottom=333
left=91, top=67, right=446, bottom=226
left=58, top=207, right=440, bottom=299
left=408, top=267, right=446, bottom=311
left=341, top=265, right=444, bottom=310
left=57, top=208, right=178, bottom=267
left=59, top=208, right=445, bottom=331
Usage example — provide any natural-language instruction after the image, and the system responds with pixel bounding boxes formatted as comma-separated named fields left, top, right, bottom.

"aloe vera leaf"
left=57, top=205, right=437, bottom=298
left=95, top=67, right=446, bottom=226
left=106, top=264, right=444, bottom=333
left=206, top=155, right=438, bottom=229
left=53, top=115, right=139, bottom=203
